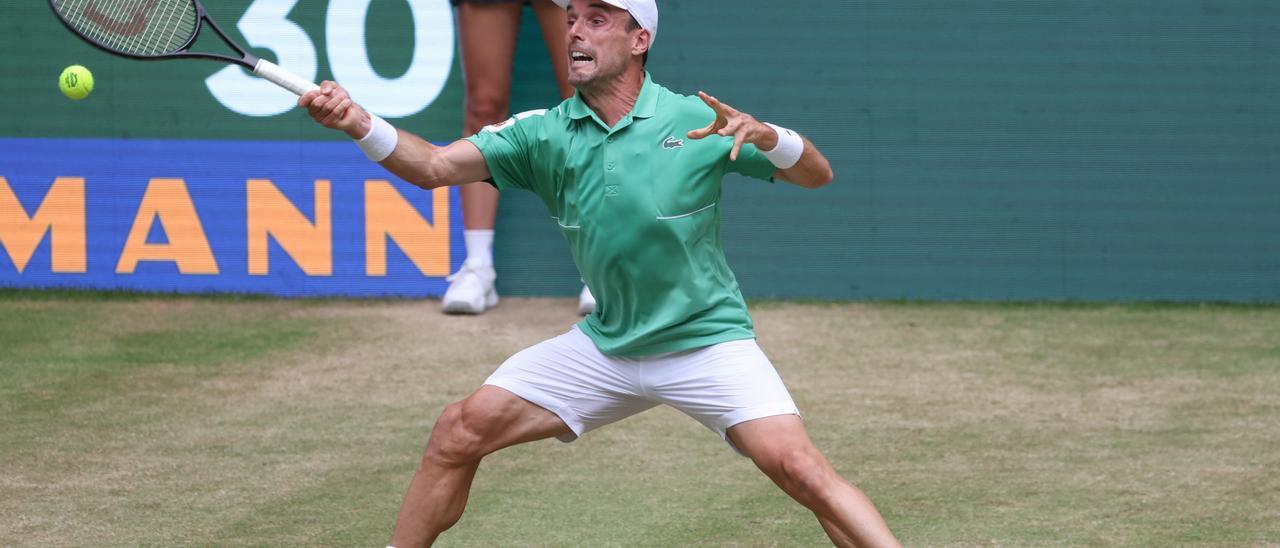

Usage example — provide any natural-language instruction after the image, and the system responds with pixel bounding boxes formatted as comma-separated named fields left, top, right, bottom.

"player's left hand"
left=687, top=91, right=779, bottom=161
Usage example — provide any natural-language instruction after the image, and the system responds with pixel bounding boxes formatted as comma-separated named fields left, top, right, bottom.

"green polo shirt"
left=466, top=72, right=777, bottom=356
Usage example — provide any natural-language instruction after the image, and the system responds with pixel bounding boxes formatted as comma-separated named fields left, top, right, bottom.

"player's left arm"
left=686, top=91, right=834, bottom=189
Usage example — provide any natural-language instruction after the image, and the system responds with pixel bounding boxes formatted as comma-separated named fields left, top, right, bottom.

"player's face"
left=565, top=1, right=643, bottom=89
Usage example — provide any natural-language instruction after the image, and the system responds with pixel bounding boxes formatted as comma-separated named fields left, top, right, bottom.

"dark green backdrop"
left=502, top=1, right=1280, bottom=301
left=3, top=0, right=465, bottom=141
left=4, top=1, right=1278, bottom=301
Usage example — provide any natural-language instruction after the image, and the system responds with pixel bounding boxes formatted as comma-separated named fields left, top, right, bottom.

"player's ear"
left=631, top=28, right=651, bottom=57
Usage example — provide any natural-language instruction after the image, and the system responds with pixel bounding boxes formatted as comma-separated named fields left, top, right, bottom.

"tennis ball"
left=59, top=65, right=94, bottom=101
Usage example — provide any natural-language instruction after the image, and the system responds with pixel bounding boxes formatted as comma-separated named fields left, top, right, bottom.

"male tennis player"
left=300, top=0, right=900, bottom=546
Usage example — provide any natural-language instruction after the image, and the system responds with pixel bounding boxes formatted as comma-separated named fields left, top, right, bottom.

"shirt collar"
left=566, top=71, right=659, bottom=123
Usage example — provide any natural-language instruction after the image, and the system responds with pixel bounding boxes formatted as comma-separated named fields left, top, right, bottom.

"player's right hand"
left=299, top=80, right=369, bottom=139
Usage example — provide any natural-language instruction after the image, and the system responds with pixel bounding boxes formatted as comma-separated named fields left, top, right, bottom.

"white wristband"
left=356, top=113, right=398, bottom=162
left=760, top=122, right=803, bottom=169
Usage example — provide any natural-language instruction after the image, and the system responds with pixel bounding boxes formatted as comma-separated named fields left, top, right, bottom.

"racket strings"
left=53, top=0, right=197, bottom=56
left=100, top=0, right=135, bottom=50
left=145, top=0, right=188, bottom=56
left=137, top=0, right=175, bottom=54
left=66, top=0, right=126, bottom=51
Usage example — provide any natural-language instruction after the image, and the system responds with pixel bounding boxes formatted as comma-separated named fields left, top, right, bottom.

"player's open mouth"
left=570, top=51, right=594, bottom=66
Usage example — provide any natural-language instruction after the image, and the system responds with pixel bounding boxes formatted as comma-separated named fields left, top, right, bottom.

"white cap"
left=552, top=0, right=659, bottom=47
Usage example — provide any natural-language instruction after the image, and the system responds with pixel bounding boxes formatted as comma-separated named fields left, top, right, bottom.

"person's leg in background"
left=531, top=0, right=597, bottom=315
left=443, top=0, right=523, bottom=315
left=530, top=0, right=573, bottom=100
left=446, top=0, right=596, bottom=315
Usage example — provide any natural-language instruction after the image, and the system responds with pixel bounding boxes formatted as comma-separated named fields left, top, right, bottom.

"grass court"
left=2, top=291, right=1278, bottom=546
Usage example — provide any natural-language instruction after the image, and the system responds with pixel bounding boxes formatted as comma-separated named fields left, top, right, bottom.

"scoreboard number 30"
left=206, top=0, right=454, bottom=118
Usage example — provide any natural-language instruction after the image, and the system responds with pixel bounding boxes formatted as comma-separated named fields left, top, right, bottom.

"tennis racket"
left=49, top=0, right=319, bottom=96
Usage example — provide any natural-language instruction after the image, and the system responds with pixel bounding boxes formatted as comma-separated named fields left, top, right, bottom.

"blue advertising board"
left=1, top=137, right=463, bottom=297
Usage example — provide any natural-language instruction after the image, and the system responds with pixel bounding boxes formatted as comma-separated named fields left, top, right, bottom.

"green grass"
left=1, top=295, right=1278, bottom=546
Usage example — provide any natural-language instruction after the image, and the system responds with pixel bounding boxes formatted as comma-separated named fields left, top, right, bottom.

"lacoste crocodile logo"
left=662, top=136, right=684, bottom=149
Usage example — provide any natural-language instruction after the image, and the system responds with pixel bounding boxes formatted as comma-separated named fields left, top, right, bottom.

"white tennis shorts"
left=484, top=326, right=800, bottom=452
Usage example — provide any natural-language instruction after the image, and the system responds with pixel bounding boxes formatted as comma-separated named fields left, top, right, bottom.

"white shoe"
left=442, top=261, right=498, bottom=314
left=578, top=285, right=596, bottom=315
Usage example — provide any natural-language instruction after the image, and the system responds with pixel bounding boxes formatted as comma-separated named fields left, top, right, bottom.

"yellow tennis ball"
left=59, top=65, right=94, bottom=101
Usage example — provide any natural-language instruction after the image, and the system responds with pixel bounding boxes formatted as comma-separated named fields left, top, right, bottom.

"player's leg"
left=389, top=385, right=572, bottom=547
left=727, top=415, right=900, bottom=548
left=444, top=0, right=523, bottom=314
left=392, top=326, right=655, bottom=547
left=651, top=339, right=899, bottom=547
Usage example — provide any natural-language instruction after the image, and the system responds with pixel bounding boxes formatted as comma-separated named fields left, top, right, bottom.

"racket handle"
left=253, top=59, right=320, bottom=96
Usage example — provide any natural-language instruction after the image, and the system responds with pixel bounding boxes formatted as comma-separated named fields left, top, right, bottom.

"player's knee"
left=776, top=449, right=835, bottom=502
left=424, top=402, right=485, bottom=466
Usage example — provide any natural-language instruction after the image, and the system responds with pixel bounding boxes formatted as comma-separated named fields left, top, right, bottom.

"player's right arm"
left=299, top=81, right=489, bottom=189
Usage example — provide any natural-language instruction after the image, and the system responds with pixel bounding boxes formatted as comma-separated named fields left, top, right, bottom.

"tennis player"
left=300, top=0, right=900, bottom=546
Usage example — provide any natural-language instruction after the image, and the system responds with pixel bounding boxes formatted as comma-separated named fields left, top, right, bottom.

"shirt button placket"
left=605, top=133, right=616, bottom=173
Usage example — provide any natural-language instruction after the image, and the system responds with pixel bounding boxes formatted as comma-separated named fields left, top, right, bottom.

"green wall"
left=5, top=1, right=1278, bottom=301
left=3, top=0, right=464, bottom=141
left=498, top=1, right=1280, bottom=301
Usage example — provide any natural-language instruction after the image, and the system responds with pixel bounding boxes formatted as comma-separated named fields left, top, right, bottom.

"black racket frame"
left=48, top=0, right=262, bottom=69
